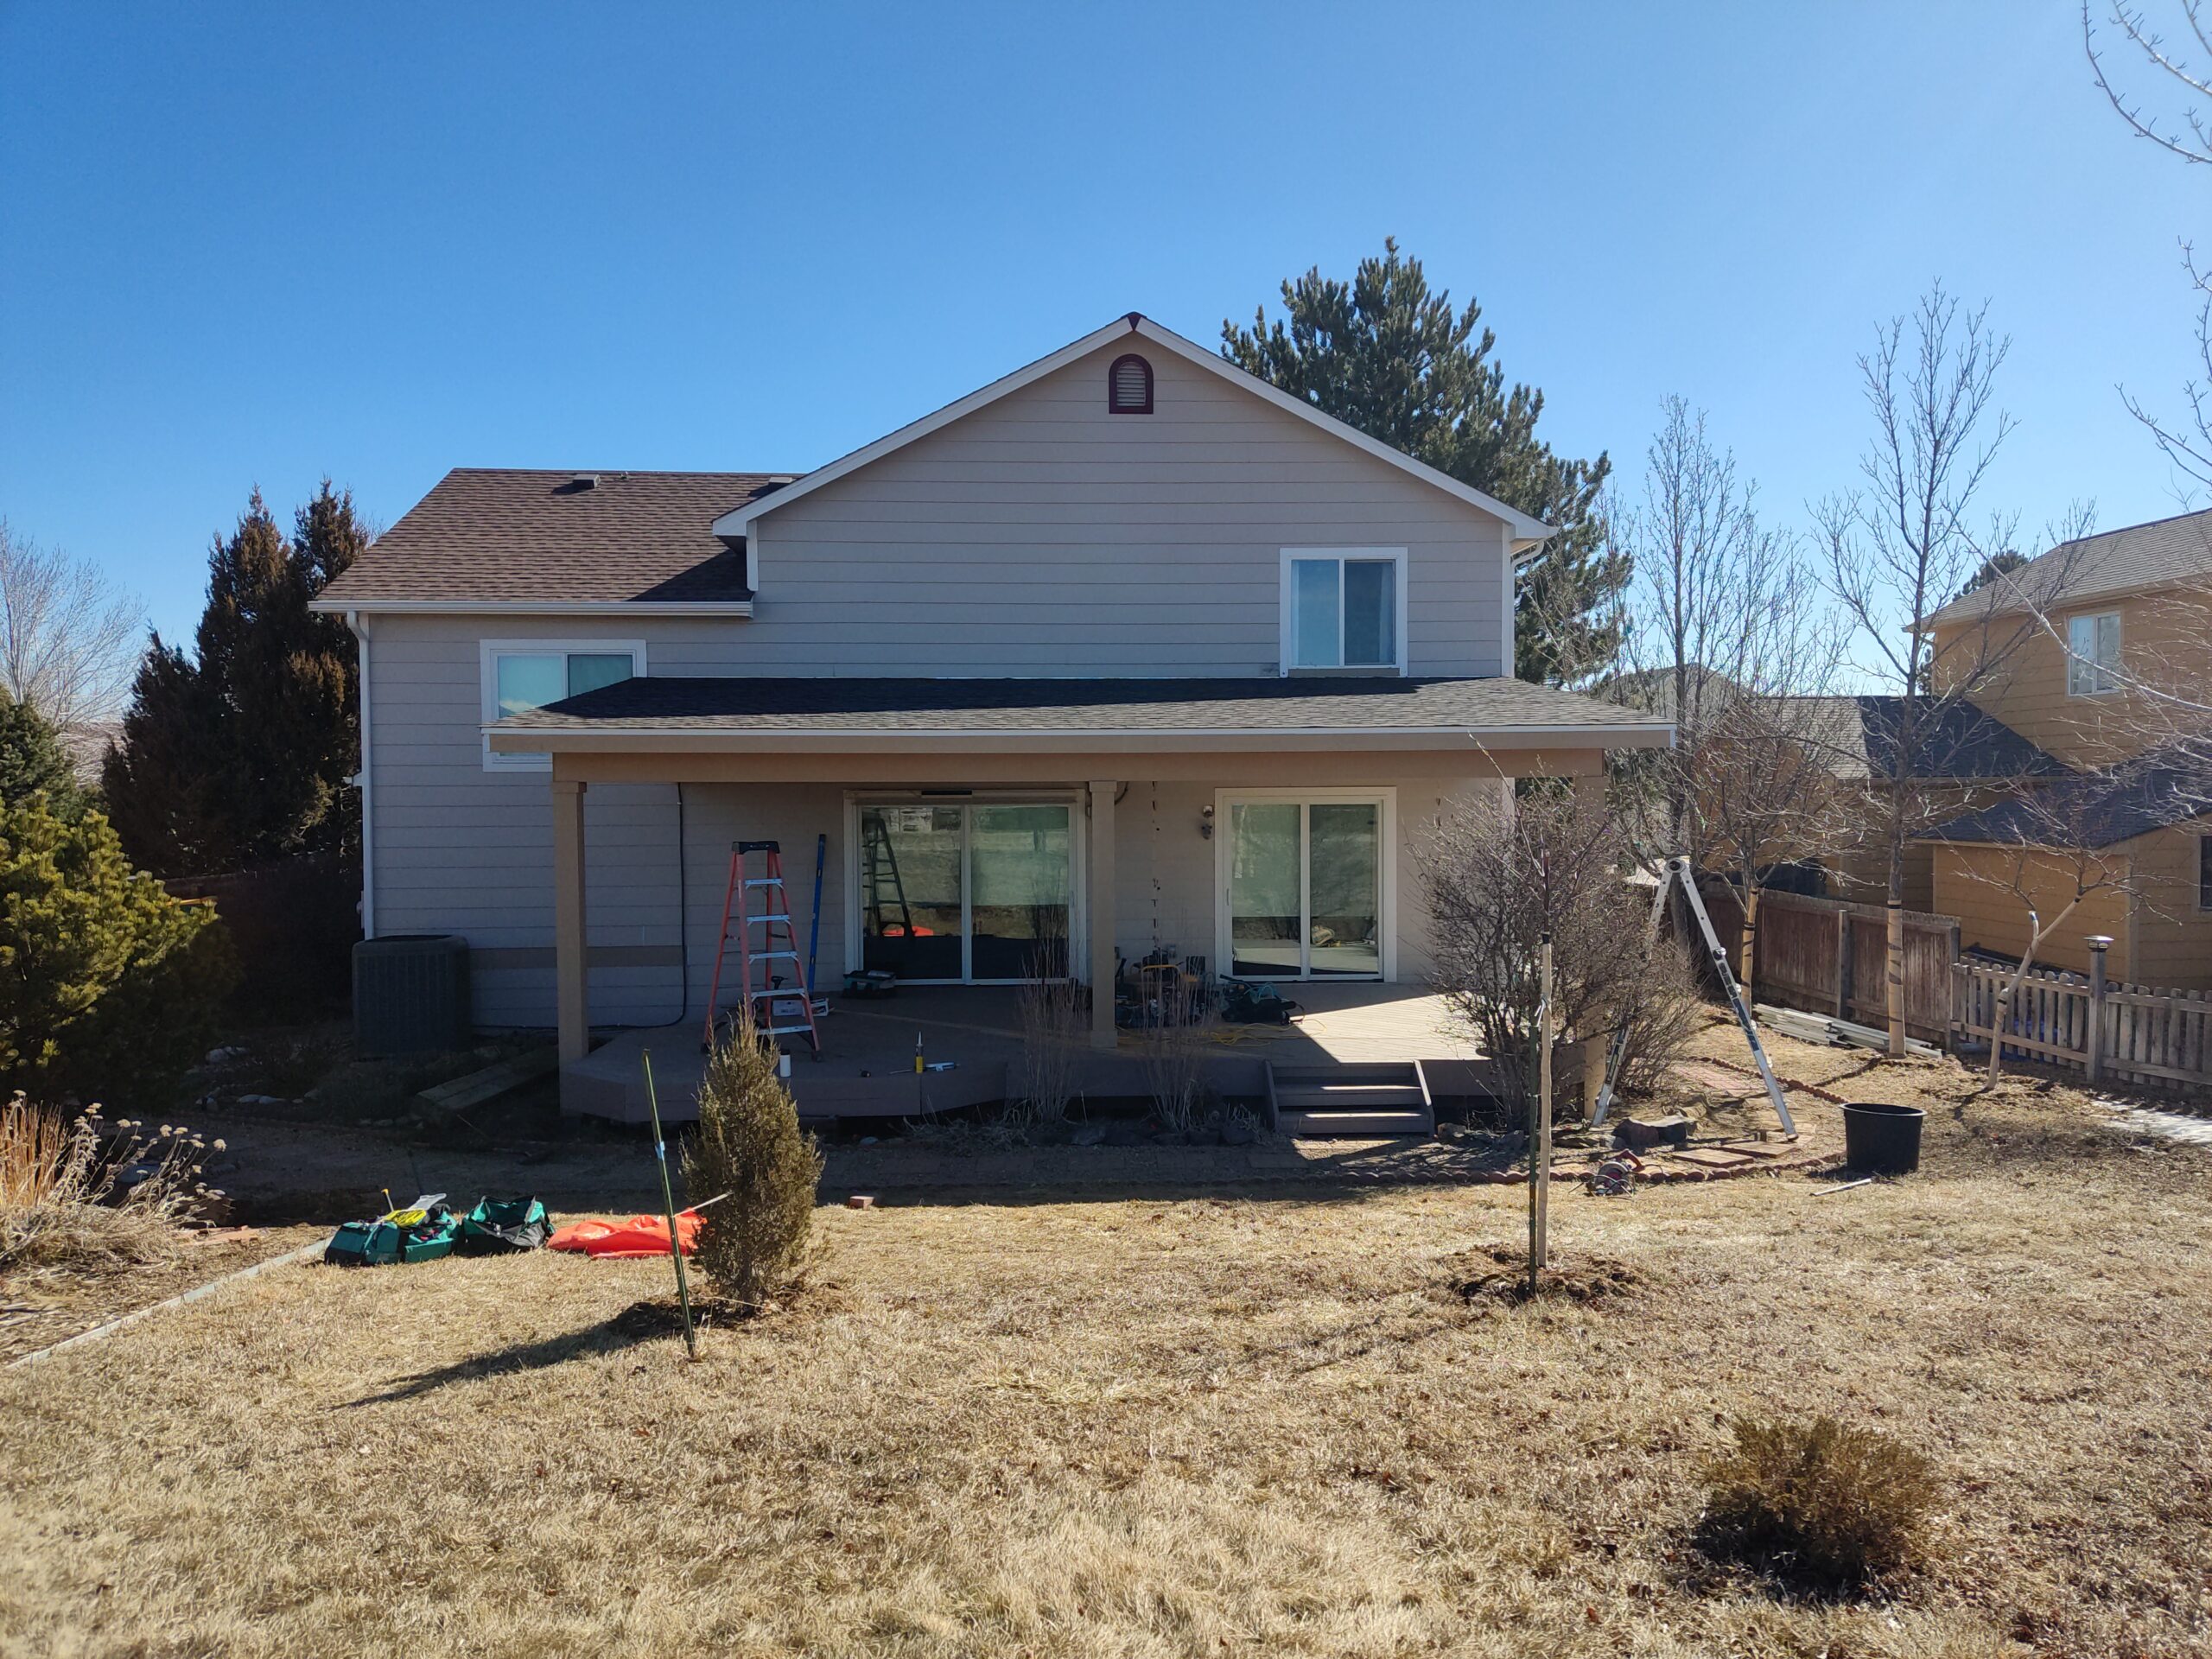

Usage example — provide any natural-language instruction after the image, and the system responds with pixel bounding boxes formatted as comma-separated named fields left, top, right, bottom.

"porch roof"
left=488, top=674, right=1674, bottom=754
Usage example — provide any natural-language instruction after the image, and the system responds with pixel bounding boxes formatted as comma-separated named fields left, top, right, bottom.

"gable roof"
left=1923, top=505, right=2212, bottom=628
left=1925, top=751, right=2212, bottom=849
left=1782, top=695, right=2070, bottom=782
left=313, top=468, right=784, bottom=612
left=710, top=313, right=1557, bottom=555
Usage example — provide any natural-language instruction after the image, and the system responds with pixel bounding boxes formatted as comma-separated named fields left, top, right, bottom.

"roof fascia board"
left=715, top=314, right=1557, bottom=546
left=1927, top=569, right=2210, bottom=630
left=485, top=721, right=1673, bottom=755
left=308, top=599, right=753, bottom=618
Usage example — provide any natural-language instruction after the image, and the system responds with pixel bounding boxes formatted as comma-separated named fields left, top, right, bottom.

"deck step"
left=1274, top=1084, right=1429, bottom=1109
left=1276, top=1109, right=1435, bottom=1137
left=1264, top=1058, right=1434, bottom=1138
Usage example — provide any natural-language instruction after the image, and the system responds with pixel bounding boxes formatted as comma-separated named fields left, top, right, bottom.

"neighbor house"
left=1916, top=508, right=2212, bottom=985
left=312, top=314, right=1671, bottom=1109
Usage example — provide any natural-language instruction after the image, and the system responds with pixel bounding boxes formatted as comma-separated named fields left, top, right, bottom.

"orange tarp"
left=547, top=1211, right=703, bottom=1258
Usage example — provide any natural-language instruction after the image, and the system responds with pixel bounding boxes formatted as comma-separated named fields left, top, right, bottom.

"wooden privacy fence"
left=1955, top=945, right=2212, bottom=1091
left=1726, top=887, right=1961, bottom=1044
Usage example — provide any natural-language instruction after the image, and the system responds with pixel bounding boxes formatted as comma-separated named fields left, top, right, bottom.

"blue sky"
left=1, top=2, right=2202, bottom=645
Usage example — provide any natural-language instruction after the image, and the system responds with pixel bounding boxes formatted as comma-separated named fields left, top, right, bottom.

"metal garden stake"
left=1530, top=931, right=1554, bottom=1296
left=640, top=1049, right=699, bottom=1361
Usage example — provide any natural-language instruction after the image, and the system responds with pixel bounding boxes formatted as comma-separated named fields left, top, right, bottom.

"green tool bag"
left=457, top=1195, right=551, bottom=1255
left=324, top=1197, right=460, bottom=1267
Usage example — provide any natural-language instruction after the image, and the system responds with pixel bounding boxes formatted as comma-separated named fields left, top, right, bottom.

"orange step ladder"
left=702, top=839, right=823, bottom=1058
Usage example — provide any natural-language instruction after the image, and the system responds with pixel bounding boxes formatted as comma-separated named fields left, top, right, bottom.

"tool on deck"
left=805, top=832, right=827, bottom=1009
left=1590, top=855, right=1796, bottom=1140
left=702, top=840, right=824, bottom=1058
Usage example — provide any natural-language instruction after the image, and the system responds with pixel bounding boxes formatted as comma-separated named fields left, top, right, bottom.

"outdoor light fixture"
left=1200, top=805, right=1215, bottom=840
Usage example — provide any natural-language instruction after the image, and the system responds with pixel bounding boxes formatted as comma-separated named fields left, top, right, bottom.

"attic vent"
left=1108, top=353, right=1154, bottom=415
left=569, top=473, right=600, bottom=491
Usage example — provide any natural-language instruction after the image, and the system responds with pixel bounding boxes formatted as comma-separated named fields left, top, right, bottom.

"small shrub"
left=1616, top=934, right=1703, bottom=1097
left=0, top=1094, right=224, bottom=1271
left=0, top=795, right=240, bottom=1109
left=1134, top=973, right=1216, bottom=1133
left=1014, top=959, right=1084, bottom=1127
left=682, top=1024, right=823, bottom=1310
left=1698, top=1413, right=1937, bottom=1586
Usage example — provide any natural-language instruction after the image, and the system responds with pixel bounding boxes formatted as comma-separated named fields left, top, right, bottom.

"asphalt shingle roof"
left=497, top=675, right=1672, bottom=737
left=317, top=468, right=788, bottom=604
left=1926, top=753, right=2212, bottom=849
left=1782, top=695, right=2070, bottom=782
left=1923, top=506, right=2212, bottom=627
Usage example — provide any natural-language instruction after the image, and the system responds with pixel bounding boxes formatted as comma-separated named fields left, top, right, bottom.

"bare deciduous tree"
left=1815, top=286, right=2074, bottom=1056
left=2086, top=2, right=2212, bottom=486
left=1426, top=784, right=1698, bottom=1118
left=0, top=521, right=143, bottom=733
left=1606, top=397, right=1843, bottom=997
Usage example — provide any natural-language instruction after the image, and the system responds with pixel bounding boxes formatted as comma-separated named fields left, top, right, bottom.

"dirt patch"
left=1436, top=1242, right=1648, bottom=1306
left=608, top=1279, right=860, bottom=1339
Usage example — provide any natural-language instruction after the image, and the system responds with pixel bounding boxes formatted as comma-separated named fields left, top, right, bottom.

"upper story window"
left=1280, top=549, right=1406, bottom=674
left=1108, top=353, right=1154, bottom=414
left=2066, top=611, right=2121, bottom=697
left=480, top=639, right=644, bottom=771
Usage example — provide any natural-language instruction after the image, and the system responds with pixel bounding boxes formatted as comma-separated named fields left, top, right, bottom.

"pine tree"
left=101, top=635, right=231, bottom=874
left=1223, top=239, right=1626, bottom=685
left=101, top=484, right=366, bottom=875
left=0, top=691, right=86, bottom=817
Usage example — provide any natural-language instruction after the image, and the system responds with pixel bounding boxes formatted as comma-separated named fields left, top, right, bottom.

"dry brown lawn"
left=2, top=1033, right=2209, bottom=1658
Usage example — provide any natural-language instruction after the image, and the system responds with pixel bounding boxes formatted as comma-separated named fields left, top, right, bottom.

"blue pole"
left=806, top=832, right=826, bottom=995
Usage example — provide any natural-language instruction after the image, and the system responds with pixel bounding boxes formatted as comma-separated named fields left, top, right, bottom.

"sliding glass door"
left=1222, top=795, right=1386, bottom=980
left=857, top=802, right=1073, bottom=982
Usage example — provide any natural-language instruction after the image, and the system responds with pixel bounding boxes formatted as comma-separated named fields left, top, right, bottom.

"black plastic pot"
left=1841, top=1100, right=1925, bottom=1175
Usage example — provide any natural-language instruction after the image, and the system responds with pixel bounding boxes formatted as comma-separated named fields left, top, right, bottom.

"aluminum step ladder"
left=702, top=839, right=823, bottom=1058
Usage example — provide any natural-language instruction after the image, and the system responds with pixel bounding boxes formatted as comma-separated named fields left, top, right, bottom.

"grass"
left=1, top=1028, right=2209, bottom=1656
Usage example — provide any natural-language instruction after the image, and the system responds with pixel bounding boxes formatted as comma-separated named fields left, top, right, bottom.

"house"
left=1781, top=693, right=2067, bottom=911
left=311, top=314, right=1671, bottom=1110
left=1916, top=507, right=2212, bottom=985
left=1612, top=667, right=2061, bottom=910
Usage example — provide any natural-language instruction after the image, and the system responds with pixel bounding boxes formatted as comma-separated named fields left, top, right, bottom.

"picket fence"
left=1954, top=948, right=2212, bottom=1090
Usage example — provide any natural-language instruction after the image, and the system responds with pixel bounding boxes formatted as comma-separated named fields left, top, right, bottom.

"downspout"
left=347, top=610, right=375, bottom=939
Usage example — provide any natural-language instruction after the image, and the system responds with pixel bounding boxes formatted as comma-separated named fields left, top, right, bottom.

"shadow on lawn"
left=338, top=1300, right=670, bottom=1406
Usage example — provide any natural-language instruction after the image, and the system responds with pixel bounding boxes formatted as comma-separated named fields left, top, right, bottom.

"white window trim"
left=1213, top=786, right=1396, bottom=982
left=2065, top=610, right=2122, bottom=699
left=479, top=638, right=647, bottom=772
left=1278, top=547, right=1409, bottom=677
left=842, top=792, right=1087, bottom=986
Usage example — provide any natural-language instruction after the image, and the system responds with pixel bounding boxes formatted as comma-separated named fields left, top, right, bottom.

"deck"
left=561, top=982, right=1490, bottom=1124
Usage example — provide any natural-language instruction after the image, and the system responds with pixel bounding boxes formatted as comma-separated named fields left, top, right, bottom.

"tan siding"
left=1931, top=588, right=2212, bottom=767
left=2117, top=823, right=2212, bottom=989
left=1931, top=844, right=2133, bottom=977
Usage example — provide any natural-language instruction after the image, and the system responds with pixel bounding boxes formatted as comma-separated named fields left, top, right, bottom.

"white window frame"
left=1213, top=786, right=1396, bottom=982
left=2065, top=610, right=2122, bottom=698
left=479, top=638, right=647, bottom=772
left=842, top=792, right=1087, bottom=985
left=1278, top=547, right=1409, bottom=676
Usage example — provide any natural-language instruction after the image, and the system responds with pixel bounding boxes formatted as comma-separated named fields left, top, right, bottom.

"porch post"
left=1089, top=779, right=1118, bottom=1051
left=552, top=776, right=588, bottom=1065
